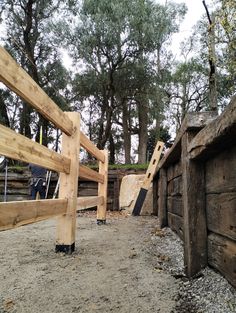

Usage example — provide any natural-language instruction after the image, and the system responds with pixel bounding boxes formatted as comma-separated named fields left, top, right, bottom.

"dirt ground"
left=0, top=211, right=181, bottom=313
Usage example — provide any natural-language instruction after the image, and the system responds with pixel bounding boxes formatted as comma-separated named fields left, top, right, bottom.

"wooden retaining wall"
left=154, top=95, right=236, bottom=288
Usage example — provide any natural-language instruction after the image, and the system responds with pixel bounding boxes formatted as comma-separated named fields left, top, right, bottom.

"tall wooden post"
left=55, top=112, right=80, bottom=254
left=182, top=131, right=207, bottom=276
left=97, top=150, right=108, bottom=224
left=158, top=168, right=168, bottom=228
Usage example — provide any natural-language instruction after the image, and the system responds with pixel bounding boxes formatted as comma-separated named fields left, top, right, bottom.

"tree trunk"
left=138, top=101, right=148, bottom=164
left=109, top=133, right=115, bottom=164
left=122, top=101, right=131, bottom=164
left=0, top=92, right=10, bottom=127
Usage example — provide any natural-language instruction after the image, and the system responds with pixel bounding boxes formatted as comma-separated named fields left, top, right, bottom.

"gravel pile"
left=148, top=226, right=236, bottom=313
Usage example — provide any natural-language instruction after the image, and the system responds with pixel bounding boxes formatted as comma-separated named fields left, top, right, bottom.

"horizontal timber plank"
left=79, top=165, right=104, bottom=183
left=206, top=193, right=236, bottom=241
left=168, top=212, right=183, bottom=240
left=167, top=196, right=183, bottom=217
left=189, top=95, right=236, bottom=160
left=205, top=146, right=236, bottom=193
left=208, top=232, right=236, bottom=288
left=167, top=176, right=182, bottom=196
left=0, top=124, right=70, bottom=173
left=77, top=196, right=103, bottom=210
left=0, top=46, right=73, bottom=136
left=0, top=198, right=68, bottom=231
left=167, top=162, right=182, bottom=182
left=80, top=132, right=105, bottom=163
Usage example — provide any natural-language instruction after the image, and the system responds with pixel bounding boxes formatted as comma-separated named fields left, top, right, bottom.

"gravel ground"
left=0, top=211, right=235, bottom=313
left=148, top=225, right=236, bottom=313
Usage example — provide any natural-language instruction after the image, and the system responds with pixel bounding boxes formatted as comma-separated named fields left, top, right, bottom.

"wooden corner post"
left=97, top=150, right=108, bottom=224
left=55, top=112, right=80, bottom=254
left=182, top=131, right=207, bottom=277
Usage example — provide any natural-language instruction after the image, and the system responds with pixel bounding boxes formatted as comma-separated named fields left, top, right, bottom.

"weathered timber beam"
left=0, top=199, right=68, bottom=231
left=0, top=46, right=73, bottom=136
left=189, top=95, right=236, bottom=160
left=79, top=164, right=104, bottom=183
left=77, top=196, right=104, bottom=210
left=0, top=124, right=70, bottom=173
left=80, top=132, right=105, bottom=163
left=158, top=111, right=217, bottom=169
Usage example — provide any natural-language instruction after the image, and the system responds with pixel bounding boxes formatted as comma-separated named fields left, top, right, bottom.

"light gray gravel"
left=148, top=225, right=236, bottom=313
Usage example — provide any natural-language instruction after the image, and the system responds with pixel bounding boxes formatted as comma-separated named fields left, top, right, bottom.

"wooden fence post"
left=55, top=112, right=80, bottom=254
left=158, top=168, right=168, bottom=228
left=97, top=150, right=108, bottom=224
left=182, top=131, right=207, bottom=276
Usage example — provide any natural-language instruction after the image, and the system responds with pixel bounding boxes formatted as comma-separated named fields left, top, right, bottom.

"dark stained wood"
left=167, top=162, right=182, bottom=182
left=153, top=178, right=158, bottom=216
left=182, top=131, right=207, bottom=277
left=167, top=196, right=183, bottom=217
left=167, top=176, right=182, bottom=196
left=189, top=95, right=236, bottom=161
left=158, top=168, right=168, bottom=228
left=205, top=146, right=236, bottom=193
left=206, top=193, right=236, bottom=241
left=208, top=232, right=236, bottom=288
left=168, top=212, right=183, bottom=240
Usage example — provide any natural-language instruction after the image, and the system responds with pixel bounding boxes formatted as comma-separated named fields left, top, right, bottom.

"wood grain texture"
left=80, top=132, right=105, bottom=163
left=158, top=168, right=168, bottom=228
left=168, top=212, right=183, bottom=240
left=189, top=95, right=236, bottom=160
left=0, top=199, right=67, bottom=231
left=167, top=162, right=182, bottom=182
left=167, top=176, right=182, bottom=196
left=97, top=150, right=108, bottom=221
left=0, top=124, right=70, bottom=174
left=0, top=47, right=73, bottom=136
left=206, top=193, right=236, bottom=241
left=77, top=196, right=103, bottom=210
left=79, top=165, right=104, bottom=184
left=167, top=196, right=183, bottom=217
left=208, top=232, right=236, bottom=288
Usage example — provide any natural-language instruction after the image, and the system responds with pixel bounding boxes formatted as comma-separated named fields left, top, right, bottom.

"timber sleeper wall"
left=155, top=96, right=236, bottom=288
left=0, top=46, right=108, bottom=254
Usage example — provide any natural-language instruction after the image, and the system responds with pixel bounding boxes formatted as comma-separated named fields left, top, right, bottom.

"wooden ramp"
left=132, top=141, right=164, bottom=216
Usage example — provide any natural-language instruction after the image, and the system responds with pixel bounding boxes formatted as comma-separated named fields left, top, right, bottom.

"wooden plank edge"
left=79, top=164, right=104, bottom=183
left=0, top=198, right=68, bottom=231
left=80, top=132, right=105, bottom=163
left=77, top=196, right=104, bottom=210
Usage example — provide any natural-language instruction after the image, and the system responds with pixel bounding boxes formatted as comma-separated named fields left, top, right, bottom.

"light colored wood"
left=97, top=150, right=108, bottom=221
left=189, top=95, right=236, bottom=160
left=0, top=124, right=70, bottom=174
left=79, top=165, right=104, bottom=183
left=77, top=196, right=104, bottom=210
left=0, top=199, right=67, bottom=231
left=0, top=46, right=73, bottom=136
left=142, top=141, right=164, bottom=190
left=56, top=112, right=80, bottom=247
left=80, top=131, right=105, bottom=163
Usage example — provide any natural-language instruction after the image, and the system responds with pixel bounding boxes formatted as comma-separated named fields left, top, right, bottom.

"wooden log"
left=77, top=196, right=103, bottom=210
left=208, top=232, right=236, bottom=288
left=80, top=132, right=105, bottom=163
left=206, top=193, right=236, bottom=241
left=78, top=189, right=98, bottom=197
left=189, top=95, right=236, bottom=160
left=167, top=196, right=183, bottom=217
left=182, top=131, right=207, bottom=277
left=168, top=212, right=184, bottom=240
left=0, top=124, right=70, bottom=174
left=0, top=199, right=67, bottom=231
left=167, top=176, right=182, bottom=196
left=56, top=112, right=80, bottom=254
left=79, top=164, right=104, bottom=184
left=205, top=146, right=236, bottom=193
left=0, top=46, right=73, bottom=136
left=158, top=168, right=168, bottom=228
left=97, top=150, right=108, bottom=223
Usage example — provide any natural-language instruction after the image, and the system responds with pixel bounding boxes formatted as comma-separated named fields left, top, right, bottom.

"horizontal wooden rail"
left=0, top=124, right=70, bottom=173
left=0, top=199, right=68, bottom=231
left=77, top=196, right=104, bottom=210
left=0, top=46, right=73, bottom=136
left=80, top=132, right=105, bottom=163
left=79, top=165, right=104, bottom=183
left=189, top=95, right=236, bottom=160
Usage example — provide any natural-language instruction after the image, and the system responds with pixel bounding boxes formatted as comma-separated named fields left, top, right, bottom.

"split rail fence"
left=154, top=95, right=236, bottom=288
left=0, top=46, right=108, bottom=254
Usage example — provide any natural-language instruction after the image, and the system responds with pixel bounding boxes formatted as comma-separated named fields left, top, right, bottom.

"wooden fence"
left=0, top=46, right=108, bottom=254
left=154, top=95, right=236, bottom=288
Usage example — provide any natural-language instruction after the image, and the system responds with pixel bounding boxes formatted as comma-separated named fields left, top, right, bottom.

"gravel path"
left=0, top=211, right=235, bottom=313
